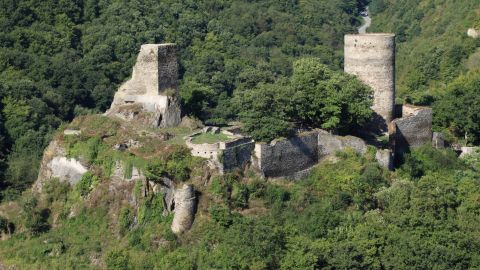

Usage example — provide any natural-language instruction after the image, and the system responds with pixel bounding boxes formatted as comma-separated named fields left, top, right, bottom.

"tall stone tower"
left=106, top=43, right=181, bottom=128
left=344, top=33, right=395, bottom=133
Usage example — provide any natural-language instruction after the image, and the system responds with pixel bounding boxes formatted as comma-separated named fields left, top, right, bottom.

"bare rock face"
left=106, top=44, right=181, bottom=128
left=460, top=147, right=480, bottom=158
left=171, top=184, right=196, bottom=234
left=468, top=28, right=479, bottom=39
left=34, top=140, right=88, bottom=192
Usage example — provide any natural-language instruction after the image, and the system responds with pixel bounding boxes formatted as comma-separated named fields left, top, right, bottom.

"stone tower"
left=344, top=33, right=395, bottom=133
left=106, top=43, right=181, bottom=128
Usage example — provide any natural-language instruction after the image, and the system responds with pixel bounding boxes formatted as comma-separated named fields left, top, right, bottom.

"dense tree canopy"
left=236, top=58, right=373, bottom=141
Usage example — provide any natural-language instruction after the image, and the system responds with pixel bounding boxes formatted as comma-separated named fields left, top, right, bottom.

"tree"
left=236, top=58, right=373, bottom=141
left=434, top=70, right=480, bottom=144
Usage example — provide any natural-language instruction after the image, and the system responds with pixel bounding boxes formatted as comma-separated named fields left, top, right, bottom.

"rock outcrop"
left=106, top=44, right=181, bottom=128
left=467, top=28, right=479, bottom=39
left=34, top=140, right=88, bottom=192
left=171, top=184, right=197, bottom=234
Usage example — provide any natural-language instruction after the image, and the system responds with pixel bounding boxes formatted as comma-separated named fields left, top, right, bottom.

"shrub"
left=118, top=207, right=134, bottom=234
left=75, top=172, right=99, bottom=197
left=209, top=205, right=237, bottom=227
left=42, top=177, right=71, bottom=204
left=105, top=248, right=131, bottom=270
left=21, top=195, right=50, bottom=236
left=400, top=145, right=464, bottom=179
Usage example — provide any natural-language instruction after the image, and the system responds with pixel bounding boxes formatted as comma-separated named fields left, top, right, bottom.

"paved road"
left=358, top=7, right=371, bottom=34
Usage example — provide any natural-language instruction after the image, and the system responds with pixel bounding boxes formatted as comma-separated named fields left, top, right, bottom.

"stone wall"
left=106, top=43, right=181, bottom=128
left=220, top=138, right=255, bottom=172
left=186, top=131, right=254, bottom=173
left=390, top=104, right=433, bottom=160
left=253, top=130, right=392, bottom=179
left=318, top=130, right=367, bottom=158
left=344, top=33, right=396, bottom=133
left=253, top=131, right=319, bottom=178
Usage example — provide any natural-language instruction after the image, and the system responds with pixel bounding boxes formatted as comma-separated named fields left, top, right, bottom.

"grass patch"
left=191, top=132, right=231, bottom=144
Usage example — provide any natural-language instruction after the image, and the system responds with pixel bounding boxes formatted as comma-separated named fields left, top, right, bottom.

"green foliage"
left=208, top=205, right=237, bottom=228
left=434, top=70, right=480, bottom=144
left=370, top=0, right=480, bottom=109
left=21, top=194, right=50, bottom=236
left=237, top=58, right=373, bottom=141
left=74, top=172, right=98, bottom=198
left=145, top=146, right=194, bottom=182
left=399, top=145, right=464, bottom=179
left=118, top=207, right=134, bottom=235
left=190, top=132, right=231, bottom=144
left=137, top=193, right=165, bottom=225
left=42, top=178, right=70, bottom=205
left=105, top=248, right=131, bottom=270
left=306, top=150, right=388, bottom=211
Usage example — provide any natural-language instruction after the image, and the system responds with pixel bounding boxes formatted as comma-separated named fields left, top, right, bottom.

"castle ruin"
left=106, top=43, right=181, bottom=128
left=344, top=33, right=396, bottom=133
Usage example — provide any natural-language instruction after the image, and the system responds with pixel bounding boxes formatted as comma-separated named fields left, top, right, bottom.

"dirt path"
left=358, top=7, right=371, bottom=34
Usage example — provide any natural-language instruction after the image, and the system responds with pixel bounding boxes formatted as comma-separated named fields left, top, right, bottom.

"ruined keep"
left=106, top=43, right=181, bottom=128
left=344, top=33, right=396, bottom=133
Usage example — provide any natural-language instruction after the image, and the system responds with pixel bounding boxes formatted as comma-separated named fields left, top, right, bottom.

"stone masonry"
left=344, top=33, right=396, bottom=133
left=389, top=104, right=433, bottom=161
left=106, top=44, right=181, bottom=128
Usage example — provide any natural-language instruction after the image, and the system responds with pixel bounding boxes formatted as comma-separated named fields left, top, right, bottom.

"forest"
left=0, top=0, right=480, bottom=269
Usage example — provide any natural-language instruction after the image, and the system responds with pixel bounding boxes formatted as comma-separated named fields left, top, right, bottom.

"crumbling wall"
left=171, top=184, right=196, bottom=234
left=317, top=130, right=367, bottom=158
left=253, top=131, right=319, bottom=178
left=390, top=104, right=433, bottom=159
left=344, top=33, right=396, bottom=133
left=220, top=138, right=254, bottom=172
left=106, top=44, right=181, bottom=128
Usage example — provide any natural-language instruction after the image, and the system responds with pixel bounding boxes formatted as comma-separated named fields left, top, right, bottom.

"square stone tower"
left=106, top=43, right=181, bottom=128
left=344, top=33, right=395, bottom=133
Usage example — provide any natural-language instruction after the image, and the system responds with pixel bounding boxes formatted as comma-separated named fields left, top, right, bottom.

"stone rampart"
left=318, top=130, right=367, bottom=158
left=253, top=131, right=319, bottom=178
left=344, top=33, right=396, bottom=133
left=186, top=130, right=254, bottom=173
left=221, top=140, right=255, bottom=172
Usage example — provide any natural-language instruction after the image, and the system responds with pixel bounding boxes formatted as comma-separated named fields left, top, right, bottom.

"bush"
left=75, top=172, right=99, bottom=197
left=400, top=145, right=464, bottom=179
left=42, top=178, right=71, bottom=204
left=21, top=195, right=50, bottom=236
left=118, top=207, right=134, bottom=235
left=105, top=249, right=131, bottom=270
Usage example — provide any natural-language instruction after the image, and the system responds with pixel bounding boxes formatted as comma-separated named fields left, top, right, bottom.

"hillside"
left=0, top=0, right=367, bottom=197
left=369, top=0, right=480, bottom=144
left=2, top=0, right=480, bottom=269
